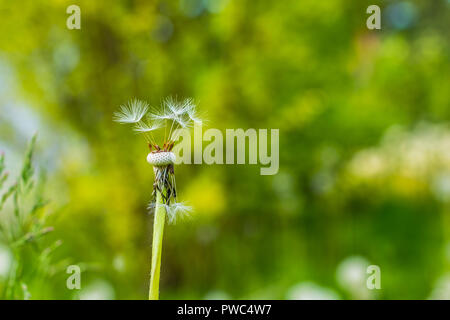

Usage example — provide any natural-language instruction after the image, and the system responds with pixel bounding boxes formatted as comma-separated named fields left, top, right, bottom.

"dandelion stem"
left=149, top=189, right=166, bottom=300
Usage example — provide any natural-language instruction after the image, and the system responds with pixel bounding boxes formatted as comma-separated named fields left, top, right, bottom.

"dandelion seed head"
left=147, top=151, right=176, bottom=166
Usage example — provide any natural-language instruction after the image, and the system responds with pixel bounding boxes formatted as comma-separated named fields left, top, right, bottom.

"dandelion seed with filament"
left=113, top=99, right=149, bottom=123
left=133, top=121, right=162, bottom=133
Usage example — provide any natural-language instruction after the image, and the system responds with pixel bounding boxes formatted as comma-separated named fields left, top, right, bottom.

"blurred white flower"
left=79, top=280, right=115, bottom=300
left=0, top=244, right=13, bottom=277
left=348, top=123, right=450, bottom=202
left=336, top=256, right=371, bottom=299
left=432, top=173, right=450, bottom=203
left=287, top=282, right=340, bottom=300
left=348, top=150, right=387, bottom=178
left=428, top=274, right=450, bottom=300
left=113, top=255, right=126, bottom=273
left=204, top=290, right=231, bottom=300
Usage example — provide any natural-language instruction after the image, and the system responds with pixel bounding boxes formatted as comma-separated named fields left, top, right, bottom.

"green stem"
left=149, top=190, right=166, bottom=300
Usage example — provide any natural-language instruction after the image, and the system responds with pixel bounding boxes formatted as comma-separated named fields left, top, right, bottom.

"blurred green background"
left=0, top=0, right=449, bottom=299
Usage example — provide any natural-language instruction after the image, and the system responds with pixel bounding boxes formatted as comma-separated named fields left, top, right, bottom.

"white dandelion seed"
left=114, top=96, right=201, bottom=141
left=166, top=97, right=194, bottom=115
left=147, top=201, right=157, bottom=211
left=150, top=98, right=196, bottom=130
left=167, top=202, right=192, bottom=224
left=149, top=109, right=179, bottom=124
left=178, top=98, right=198, bottom=125
left=113, top=99, right=149, bottom=123
left=174, top=115, right=191, bottom=129
left=147, top=201, right=192, bottom=224
left=149, top=108, right=173, bottom=121
left=133, top=121, right=162, bottom=133
left=187, top=107, right=202, bottom=124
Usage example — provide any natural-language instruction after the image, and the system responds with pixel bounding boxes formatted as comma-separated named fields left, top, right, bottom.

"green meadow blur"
left=0, top=0, right=449, bottom=299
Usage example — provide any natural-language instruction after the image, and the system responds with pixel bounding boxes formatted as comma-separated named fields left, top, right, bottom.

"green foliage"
left=0, top=135, right=61, bottom=300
